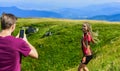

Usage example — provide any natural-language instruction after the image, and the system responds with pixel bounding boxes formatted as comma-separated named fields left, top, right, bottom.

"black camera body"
left=19, top=29, right=25, bottom=38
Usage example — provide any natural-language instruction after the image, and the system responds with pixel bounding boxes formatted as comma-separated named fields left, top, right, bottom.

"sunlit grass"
left=11, top=18, right=120, bottom=71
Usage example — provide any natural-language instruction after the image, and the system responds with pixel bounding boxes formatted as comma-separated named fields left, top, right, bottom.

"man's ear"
left=11, top=24, right=16, bottom=31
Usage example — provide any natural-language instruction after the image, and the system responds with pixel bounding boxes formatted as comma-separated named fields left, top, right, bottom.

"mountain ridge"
left=0, top=3, right=120, bottom=21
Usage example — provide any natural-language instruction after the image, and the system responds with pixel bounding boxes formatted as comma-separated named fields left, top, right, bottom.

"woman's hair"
left=0, top=13, right=17, bottom=30
left=83, top=22, right=92, bottom=34
left=83, top=22, right=99, bottom=43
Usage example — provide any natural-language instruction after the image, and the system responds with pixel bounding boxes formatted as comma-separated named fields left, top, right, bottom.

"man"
left=0, top=13, right=38, bottom=71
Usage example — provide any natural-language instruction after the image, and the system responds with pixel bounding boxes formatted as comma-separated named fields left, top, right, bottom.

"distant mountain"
left=0, top=2, right=120, bottom=21
left=0, top=6, right=62, bottom=18
left=89, top=14, right=120, bottom=21
left=54, top=2, right=120, bottom=19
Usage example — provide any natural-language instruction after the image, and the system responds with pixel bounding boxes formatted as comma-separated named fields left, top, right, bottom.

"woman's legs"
left=78, top=63, right=89, bottom=71
left=78, top=63, right=85, bottom=71
left=78, top=56, right=86, bottom=71
left=78, top=56, right=90, bottom=71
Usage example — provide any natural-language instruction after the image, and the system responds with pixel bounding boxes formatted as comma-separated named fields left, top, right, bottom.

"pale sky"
left=0, top=0, right=120, bottom=10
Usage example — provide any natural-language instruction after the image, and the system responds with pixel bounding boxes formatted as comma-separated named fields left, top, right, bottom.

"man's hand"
left=23, top=34, right=28, bottom=42
left=16, top=33, right=19, bottom=38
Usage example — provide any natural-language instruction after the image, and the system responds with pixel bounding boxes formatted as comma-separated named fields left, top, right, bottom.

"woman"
left=78, top=22, right=95, bottom=71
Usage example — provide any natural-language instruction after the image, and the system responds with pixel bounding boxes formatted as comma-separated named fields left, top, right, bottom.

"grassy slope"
left=12, top=18, right=120, bottom=71
left=66, top=37, right=120, bottom=71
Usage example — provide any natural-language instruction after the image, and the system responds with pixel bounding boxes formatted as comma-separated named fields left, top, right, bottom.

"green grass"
left=11, top=18, right=120, bottom=71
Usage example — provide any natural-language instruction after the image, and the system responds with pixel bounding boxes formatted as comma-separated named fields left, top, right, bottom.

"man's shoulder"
left=8, top=36, right=24, bottom=43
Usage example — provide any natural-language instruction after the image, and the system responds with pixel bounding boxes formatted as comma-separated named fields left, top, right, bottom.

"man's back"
left=0, top=36, right=31, bottom=71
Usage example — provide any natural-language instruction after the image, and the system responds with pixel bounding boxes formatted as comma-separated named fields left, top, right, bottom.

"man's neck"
left=0, top=29, right=12, bottom=37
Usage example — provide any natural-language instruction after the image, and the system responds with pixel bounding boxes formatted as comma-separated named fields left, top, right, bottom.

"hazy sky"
left=0, top=0, right=120, bottom=10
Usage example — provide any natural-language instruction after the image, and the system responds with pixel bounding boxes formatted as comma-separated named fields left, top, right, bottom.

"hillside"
left=0, top=6, right=62, bottom=18
left=1, top=2, right=120, bottom=21
left=11, top=18, right=120, bottom=71
left=89, top=14, right=120, bottom=22
left=54, top=2, right=120, bottom=19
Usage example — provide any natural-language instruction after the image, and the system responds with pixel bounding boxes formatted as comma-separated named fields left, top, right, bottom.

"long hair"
left=83, top=22, right=93, bottom=35
left=83, top=22, right=99, bottom=43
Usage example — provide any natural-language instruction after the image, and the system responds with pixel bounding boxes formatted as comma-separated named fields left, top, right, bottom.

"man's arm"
left=23, top=34, right=38, bottom=59
left=26, top=41, right=38, bottom=59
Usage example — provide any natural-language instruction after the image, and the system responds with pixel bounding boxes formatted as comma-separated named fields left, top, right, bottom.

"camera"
left=19, top=29, right=25, bottom=38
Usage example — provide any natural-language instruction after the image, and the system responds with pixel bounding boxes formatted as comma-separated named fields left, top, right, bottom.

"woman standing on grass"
left=78, top=22, right=95, bottom=71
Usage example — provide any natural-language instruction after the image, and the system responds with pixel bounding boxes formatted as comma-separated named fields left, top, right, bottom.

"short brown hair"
left=0, top=13, right=17, bottom=30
